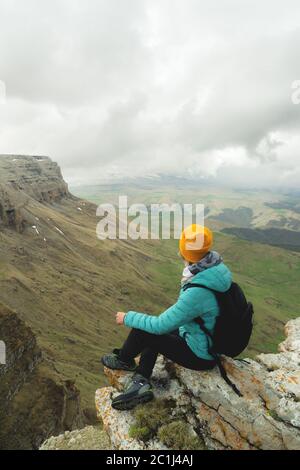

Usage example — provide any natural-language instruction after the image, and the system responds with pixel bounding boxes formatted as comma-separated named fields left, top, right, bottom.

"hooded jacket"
left=124, top=258, right=232, bottom=360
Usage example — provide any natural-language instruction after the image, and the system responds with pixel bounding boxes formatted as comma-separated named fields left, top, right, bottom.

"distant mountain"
left=72, top=181, right=300, bottom=232
left=0, top=154, right=69, bottom=231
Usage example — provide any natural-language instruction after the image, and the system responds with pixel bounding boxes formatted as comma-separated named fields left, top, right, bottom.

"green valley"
left=1, top=158, right=299, bottom=432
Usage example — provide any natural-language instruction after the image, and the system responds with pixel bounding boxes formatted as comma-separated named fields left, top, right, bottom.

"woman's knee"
left=130, top=329, right=160, bottom=345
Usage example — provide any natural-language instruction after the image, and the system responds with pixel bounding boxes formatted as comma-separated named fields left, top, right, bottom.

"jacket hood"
left=191, top=262, right=232, bottom=292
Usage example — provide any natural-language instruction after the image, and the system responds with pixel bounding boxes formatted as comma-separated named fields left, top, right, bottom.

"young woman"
left=101, top=224, right=232, bottom=410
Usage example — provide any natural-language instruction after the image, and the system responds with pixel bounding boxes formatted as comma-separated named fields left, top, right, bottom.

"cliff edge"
left=96, top=318, right=300, bottom=450
left=0, top=303, right=84, bottom=449
left=0, top=155, right=69, bottom=231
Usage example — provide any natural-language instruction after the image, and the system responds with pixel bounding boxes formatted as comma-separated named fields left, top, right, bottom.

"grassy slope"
left=72, top=184, right=300, bottom=355
left=0, top=196, right=183, bottom=411
left=1, top=191, right=299, bottom=413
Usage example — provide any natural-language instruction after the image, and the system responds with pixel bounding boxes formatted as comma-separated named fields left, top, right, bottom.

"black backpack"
left=183, top=282, right=254, bottom=396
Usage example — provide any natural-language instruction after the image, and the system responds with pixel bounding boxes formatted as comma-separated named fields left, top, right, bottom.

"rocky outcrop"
left=0, top=155, right=69, bottom=231
left=0, top=303, right=84, bottom=449
left=0, top=155, right=69, bottom=203
left=96, top=318, right=300, bottom=450
left=40, top=426, right=112, bottom=450
left=0, top=184, right=27, bottom=232
left=0, top=303, right=42, bottom=409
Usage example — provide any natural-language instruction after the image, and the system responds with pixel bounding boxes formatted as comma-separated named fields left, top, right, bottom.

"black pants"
left=119, top=328, right=216, bottom=379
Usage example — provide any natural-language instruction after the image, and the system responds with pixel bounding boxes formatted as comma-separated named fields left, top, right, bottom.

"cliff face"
left=0, top=303, right=84, bottom=450
left=96, top=318, right=300, bottom=451
left=0, top=304, right=84, bottom=450
left=0, top=155, right=69, bottom=231
left=0, top=155, right=87, bottom=448
left=0, top=155, right=69, bottom=202
left=0, top=303, right=42, bottom=408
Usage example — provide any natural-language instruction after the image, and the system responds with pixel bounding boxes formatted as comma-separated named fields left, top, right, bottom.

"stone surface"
left=40, top=426, right=111, bottom=451
left=96, top=386, right=145, bottom=450
left=96, top=318, right=300, bottom=450
left=278, top=318, right=300, bottom=353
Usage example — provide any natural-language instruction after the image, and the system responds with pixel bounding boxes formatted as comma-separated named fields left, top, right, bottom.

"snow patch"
left=55, top=226, right=65, bottom=236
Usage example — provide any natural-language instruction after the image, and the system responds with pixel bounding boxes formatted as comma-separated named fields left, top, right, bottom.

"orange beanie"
left=179, top=224, right=213, bottom=263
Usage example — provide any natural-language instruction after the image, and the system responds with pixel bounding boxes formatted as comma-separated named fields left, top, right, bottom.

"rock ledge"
left=96, top=318, right=300, bottom=450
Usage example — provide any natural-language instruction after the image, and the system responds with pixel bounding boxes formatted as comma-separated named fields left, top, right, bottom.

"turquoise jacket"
left=124, top=262, right=232, bottom=360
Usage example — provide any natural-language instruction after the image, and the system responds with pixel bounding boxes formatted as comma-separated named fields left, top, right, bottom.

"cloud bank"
left=0, top=0, right=300, bottom=188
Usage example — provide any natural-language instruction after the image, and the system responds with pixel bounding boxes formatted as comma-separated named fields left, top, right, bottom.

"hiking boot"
left=111, top=373, right=154, bottom=410
left=101, top=348, right=137, bottom=372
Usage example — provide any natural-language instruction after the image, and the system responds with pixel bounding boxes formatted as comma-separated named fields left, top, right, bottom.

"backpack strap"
left=182, top=282, right=243, bottom=398
left=213, top=355, right=243, bottom=397
left=182, top=282, right=218, bottom=294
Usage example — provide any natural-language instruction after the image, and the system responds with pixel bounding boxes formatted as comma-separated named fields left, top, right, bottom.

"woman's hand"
left=116, top=311, right=126, bottom=325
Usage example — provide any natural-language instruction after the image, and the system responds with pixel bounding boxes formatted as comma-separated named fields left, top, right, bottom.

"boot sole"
left=112, top=391, right=154, bottom=410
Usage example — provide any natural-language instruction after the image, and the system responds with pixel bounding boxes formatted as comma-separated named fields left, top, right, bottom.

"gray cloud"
left=0, top=0, right=300, bottom=188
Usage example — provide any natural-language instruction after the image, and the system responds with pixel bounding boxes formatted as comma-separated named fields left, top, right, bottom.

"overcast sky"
left=0, top=0, right=300, bottom=188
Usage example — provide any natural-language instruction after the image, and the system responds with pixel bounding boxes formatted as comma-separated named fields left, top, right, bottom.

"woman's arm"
left=124, top=289, right=205, bottom=335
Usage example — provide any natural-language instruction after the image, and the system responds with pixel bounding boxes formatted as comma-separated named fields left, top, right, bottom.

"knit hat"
left=179, top=224, right=213, bottom=263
